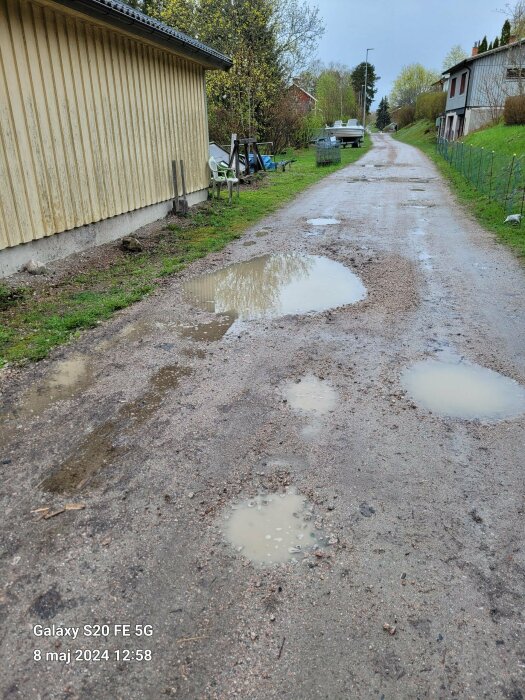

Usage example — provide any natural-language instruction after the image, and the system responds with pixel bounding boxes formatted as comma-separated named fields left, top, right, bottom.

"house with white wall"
left=440, top=38, right=525, bottom=139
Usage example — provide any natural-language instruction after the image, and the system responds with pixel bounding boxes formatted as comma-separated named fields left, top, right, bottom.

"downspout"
left=463, top=65, right=473, bottom=136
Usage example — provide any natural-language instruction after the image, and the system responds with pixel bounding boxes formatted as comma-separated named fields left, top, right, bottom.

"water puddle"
left=401, top=358, right=525, bottom=421
left=222, top=490, right=322, bottom=564
left=243, top=240, right=257, bottom=247
left=9, top=355, right=93, bottom=418
left=410, top=229, right=426, bottom=237
left=41, top=365, right=192, bottom=493
left=178, top=315, right=235, bottom=342
left=401, top=203, right=435, bottom=209
left=182, top=254, right=366, bottom=321
left=284, top=375, right=337, bottom=415
left=306, top=218, right=340, bottom=226
left=255, top=229, right=270, bottom=238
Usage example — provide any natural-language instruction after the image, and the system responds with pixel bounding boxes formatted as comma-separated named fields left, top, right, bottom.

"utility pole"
left=362, top=47, right=374, bottom=127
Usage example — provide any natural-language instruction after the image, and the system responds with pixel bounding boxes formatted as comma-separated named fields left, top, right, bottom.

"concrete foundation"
left=0, top=189, right=208, bottom=278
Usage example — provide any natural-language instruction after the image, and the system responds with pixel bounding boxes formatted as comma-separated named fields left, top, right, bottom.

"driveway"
left=1, top=133, right=524, bottom=699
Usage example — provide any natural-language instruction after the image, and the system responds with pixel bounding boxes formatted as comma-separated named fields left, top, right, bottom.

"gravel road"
left=1, top=133, right=524, bottom=699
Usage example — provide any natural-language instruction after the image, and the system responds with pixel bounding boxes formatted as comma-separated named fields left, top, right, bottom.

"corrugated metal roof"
left=51, top=0, right=233, bottom=69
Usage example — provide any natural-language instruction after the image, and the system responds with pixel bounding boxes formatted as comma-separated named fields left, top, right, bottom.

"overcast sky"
left=309, top=0, right=509, bottom=108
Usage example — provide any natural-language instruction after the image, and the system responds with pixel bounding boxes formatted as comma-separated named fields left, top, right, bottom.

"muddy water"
left=182, top=254, right=366, bottom=321
left=41, top=365, right=192, bottom=493
left=285, top=375, right=337, bottom=415
left=306, top=218, right=340, bottom=226
left=8, top=355, right=93, bottom=418
left=223, top=491, right=319, bottom=564
left=178, top=315, right=235, bottom=342
left=402, top=359, right=525, bottom=421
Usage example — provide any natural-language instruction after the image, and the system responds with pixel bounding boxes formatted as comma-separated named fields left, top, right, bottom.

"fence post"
left=488, top=150, right=495, bottom=200
left=477, top=147, right=483, bottom=190
left=504, top=154, right=516, bottom=212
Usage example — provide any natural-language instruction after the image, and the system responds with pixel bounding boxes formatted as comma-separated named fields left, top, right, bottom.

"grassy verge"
left=463, top=122, right=525, bottom=156
left=0, top=139, right=371, bottom=367
left=395, top=120, right=525, bottom=258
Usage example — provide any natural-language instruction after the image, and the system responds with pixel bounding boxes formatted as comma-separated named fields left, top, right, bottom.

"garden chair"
left=208, top=156, right=239, bottom=203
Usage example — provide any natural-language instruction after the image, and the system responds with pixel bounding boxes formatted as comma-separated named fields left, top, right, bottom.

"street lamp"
left=362, top=48, right=374, bottom=129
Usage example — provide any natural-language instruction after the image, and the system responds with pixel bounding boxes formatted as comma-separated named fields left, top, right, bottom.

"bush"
left=415, top=92, right=446, bottom=121
left=392, top=104, right=416, bottom=128
left=504, top=95, right=525, bottom=125
left=295, top=111, right=324, bottom=148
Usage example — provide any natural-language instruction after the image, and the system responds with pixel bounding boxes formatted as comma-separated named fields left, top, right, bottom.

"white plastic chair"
left=208, top=156, right=239, bottom=202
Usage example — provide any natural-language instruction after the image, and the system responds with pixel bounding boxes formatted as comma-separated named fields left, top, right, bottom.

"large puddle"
left=182, top=254, right=366, bottom=321
left=223, top=491, right=321, bottom=564
left=284, top=375, right=338, bottom=415
left=402, top=358, right=525, bottom=421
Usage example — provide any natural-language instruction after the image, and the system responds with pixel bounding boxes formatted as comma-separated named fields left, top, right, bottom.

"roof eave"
left=443, top=38, right=525, bottom=76
left=52, top=0, right=233, bottom=70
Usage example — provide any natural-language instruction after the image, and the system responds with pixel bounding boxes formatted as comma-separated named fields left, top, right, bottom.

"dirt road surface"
left=1, top=134, right=524, bottom=699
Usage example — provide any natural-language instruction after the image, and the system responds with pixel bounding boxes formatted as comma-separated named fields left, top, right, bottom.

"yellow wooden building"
left=0, top=0, right=232, bottom=276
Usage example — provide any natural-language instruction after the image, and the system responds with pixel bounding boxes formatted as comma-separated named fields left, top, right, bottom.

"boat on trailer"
left=325, top=119, right=365, bottom=147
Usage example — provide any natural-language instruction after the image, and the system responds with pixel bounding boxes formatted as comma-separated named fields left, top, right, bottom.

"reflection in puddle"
left=285, top=375, right=337, bottom=415
left=10, top=355, right=92, bottom=418
left=178, top=315, right=235, bottom=342
left=41, top=365, right=192, bottom=493
left=306, top=218, right=340, bottom=226
left=243, top=240, right=257, bottom=247
left=255, top=230, right=270, bottom=238
left=223, top=491, right=320, bottom=564
left=402, top=359, right=525, bottom=421
left=183, top=254, right=366, bottom=321
left=411, top=229, right=426, bottom=237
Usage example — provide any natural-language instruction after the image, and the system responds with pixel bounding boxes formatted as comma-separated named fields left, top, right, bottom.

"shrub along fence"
left=436, top=138, right=525, bottom=215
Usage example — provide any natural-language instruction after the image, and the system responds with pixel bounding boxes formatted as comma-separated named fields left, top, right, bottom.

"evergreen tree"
left=488, top=40, right=493, bottom=50
left=478, top=36, right=488, bottom=53
left=350, top=62, right=379, bottom=114
left=375, top=97, right=391, bottom=130
left=493, top=36, right=500, bottom=49
left=501, top=19, right=511, bottom=45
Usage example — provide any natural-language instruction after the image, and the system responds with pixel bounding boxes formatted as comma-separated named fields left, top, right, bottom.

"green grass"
left=462, top=123, right=525, bottom=157
left=395, top=120, right=525, bottom=259
left=0, top=139, right=371, bottom=367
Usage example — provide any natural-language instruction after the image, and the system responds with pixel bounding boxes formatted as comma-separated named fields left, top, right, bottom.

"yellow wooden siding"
left=0, top=0, right=210, bottom=251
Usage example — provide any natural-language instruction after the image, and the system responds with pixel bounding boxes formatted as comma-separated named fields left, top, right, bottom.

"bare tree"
left=478, top=73, right=508, bottom=123
left=272, top=0, right=325, bottom=81
left=500, top=0, right=525, bottom=37
left=442, top=45, right=468, bottom=71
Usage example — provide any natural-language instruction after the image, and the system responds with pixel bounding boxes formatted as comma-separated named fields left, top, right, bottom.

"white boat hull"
left=325, top=120, right=364, bottom=144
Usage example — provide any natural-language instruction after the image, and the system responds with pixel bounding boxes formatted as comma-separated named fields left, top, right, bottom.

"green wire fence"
left=436, top=138, right=525, bottom=215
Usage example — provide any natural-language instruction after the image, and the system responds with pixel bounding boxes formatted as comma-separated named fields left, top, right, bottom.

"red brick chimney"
left=472, top=42, right=479, bottom=56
